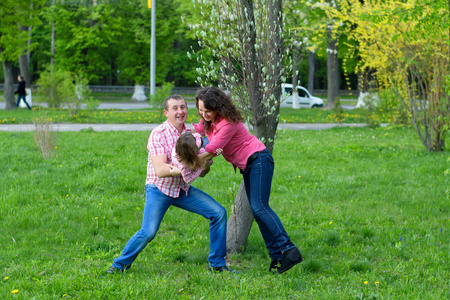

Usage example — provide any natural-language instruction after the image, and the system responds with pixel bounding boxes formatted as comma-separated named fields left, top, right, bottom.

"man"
left=107, top=95, right=233, bottom=273
left=15, top=75, right=31, bottom=110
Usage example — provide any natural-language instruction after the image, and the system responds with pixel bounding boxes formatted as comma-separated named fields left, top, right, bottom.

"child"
left=172, top=132, right=220, bottom=190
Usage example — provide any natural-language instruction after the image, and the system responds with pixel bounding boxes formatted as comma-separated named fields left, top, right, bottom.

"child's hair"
left=175, top=132, right=203, bottom=170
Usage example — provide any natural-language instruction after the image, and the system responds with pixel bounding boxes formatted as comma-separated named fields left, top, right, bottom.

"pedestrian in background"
left=15, top=75, right=31, bottom=110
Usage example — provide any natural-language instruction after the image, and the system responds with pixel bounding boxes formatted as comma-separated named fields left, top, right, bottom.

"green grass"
left=0, top=106, right=391, bottom=125
left=1, top=127, right=449, bottom=298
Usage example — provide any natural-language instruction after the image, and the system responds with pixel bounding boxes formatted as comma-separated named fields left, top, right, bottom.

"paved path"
left=0, top=122, right=377, bottom=132
left=1, top=101, right=369, bottom=132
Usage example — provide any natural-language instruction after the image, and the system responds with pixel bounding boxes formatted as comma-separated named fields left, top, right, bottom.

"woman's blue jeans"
left=242, top=149, right=296, bottom=261
left=112, top=184, right=227, bottom=270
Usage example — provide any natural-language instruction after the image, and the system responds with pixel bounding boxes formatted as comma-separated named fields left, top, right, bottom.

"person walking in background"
left=195, top=86, right=303, bottom=274
left=15, top=75, right=31, bottom=110
left=107, top=95, right=233, bottom=274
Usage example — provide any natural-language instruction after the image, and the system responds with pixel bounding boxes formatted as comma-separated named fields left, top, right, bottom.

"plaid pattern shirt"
left=145, top=120, right=190, bottom=198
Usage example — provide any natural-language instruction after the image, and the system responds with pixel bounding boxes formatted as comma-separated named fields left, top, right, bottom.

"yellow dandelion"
left=375, top=282, right=379, bottom=284
left=55, top=146, right=58, bottom=149
left=136, top=207, right=140, bottom=210
left=329, top=222, right=333, bottom=225
left=63, top=294, right=67, bottom=297
left=95, top=217, right=98, bottom=220
left=5, top=277, right=9, bottom=280
left=364, top=281, right=368, bottom=284
left=12, top=289, right=19, bottom=294
left=60, top=165, right=62, bottom=167
left=99, top=203, right=102, bottom=206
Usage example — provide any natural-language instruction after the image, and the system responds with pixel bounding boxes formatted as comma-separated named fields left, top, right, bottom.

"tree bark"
left=308, top=51, right=315, bottom=93
left=226, top=181, right=254, bottom=254
left=325, top=27, right=339, bottom=109
left=3, top=60, right=16, bottom=110
left=19, top=26, right=31, bottom=87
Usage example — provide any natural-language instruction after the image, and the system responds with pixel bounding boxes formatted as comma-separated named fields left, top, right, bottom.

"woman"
left=195, top=86, right=302, bottom=274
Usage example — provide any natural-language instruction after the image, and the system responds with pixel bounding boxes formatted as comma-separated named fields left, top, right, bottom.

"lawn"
left=1, top=127, right=449, bottom=299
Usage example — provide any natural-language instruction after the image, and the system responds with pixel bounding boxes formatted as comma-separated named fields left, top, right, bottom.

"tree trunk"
left=308, top=51, right=315, bottom=93
left=3, top=60, right=16, bottom=110
left=226, top=181, right=254, bottom=254
left=325, top=28, right=339, bottom=110
left=19, top=26, right=32, bottom=88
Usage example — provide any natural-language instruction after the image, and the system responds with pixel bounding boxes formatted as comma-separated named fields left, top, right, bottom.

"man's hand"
left=169, top=165, right=181, bottom=177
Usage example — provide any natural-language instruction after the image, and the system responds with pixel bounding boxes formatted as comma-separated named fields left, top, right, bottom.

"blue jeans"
left=242, top=149, right=296, bottom=261
left=112, top=184, right=227, bottom=269
left=16, top=94, right=31, bottom=110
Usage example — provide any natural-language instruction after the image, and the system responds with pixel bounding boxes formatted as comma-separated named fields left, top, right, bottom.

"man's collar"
left=165, top=120, right=186, bottom=134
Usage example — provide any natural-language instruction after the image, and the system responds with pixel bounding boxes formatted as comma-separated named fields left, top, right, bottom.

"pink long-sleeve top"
left=194, top=115, right=266, bottom=171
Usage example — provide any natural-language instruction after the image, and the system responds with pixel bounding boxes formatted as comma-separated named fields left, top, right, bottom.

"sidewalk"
left=0, top=123, right=374, bottom=132
left=0, top=101, right=369, bottom=132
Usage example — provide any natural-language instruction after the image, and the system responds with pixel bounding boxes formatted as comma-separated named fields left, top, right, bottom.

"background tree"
left=186, top=0, right=286, bottom=254
left=1, top=0, right=44, bottom=110
left=324, top=0, right=449, bottom=151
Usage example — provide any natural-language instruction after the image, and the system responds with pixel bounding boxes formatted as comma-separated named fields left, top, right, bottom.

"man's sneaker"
left=278, top=247, right=303, bottom=274
left=269, top=260, right=282, bottom=272
left=210, top=266, right=237, bottom=273
left=106, top=266, right=124, bottom=274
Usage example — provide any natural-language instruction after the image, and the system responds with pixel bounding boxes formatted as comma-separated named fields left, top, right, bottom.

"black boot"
left=278, top=247, right=303, bottom=274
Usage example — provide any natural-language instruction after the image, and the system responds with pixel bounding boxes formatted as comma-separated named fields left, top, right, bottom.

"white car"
left=280, top=83, right=324, bottom=108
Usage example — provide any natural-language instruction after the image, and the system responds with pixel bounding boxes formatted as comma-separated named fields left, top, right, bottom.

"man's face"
left=164, top=98, right=188, bottom=128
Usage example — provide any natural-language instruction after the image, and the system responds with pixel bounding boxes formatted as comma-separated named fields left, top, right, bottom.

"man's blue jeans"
left=112, top=184, right=227, bottom=269
left=16, top=94, right=31, bottom=110
left=242, top=149, right=296, bottom=261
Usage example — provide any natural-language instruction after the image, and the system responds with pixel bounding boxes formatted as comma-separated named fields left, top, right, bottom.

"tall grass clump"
left=33, top=111, right=57, bottom=159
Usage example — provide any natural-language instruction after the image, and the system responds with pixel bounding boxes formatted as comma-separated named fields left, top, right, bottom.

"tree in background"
left=324, top=0, right=449, bottom=151
left=1, top=0, right=44, bottom=110
left=186, top=0, right=286, bottom=254
left=284, top=0, right=310, bottom=108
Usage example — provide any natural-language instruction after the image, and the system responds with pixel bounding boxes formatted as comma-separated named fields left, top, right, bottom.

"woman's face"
left=198, top=100, right=218, bottom=122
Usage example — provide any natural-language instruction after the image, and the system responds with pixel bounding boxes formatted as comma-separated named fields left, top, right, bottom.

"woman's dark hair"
left=195, top=86, right=243, bottom=134
left=175, top=132, right=202, bottom=170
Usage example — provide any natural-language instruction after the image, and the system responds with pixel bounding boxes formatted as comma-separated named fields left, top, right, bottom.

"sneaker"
left=210, top=266, right=237, bottom=273
left=269, top=260, right=282, bottom=272
left=106, top=266, right=124, bottom=274
left=277, top=247, right=303, bottom=274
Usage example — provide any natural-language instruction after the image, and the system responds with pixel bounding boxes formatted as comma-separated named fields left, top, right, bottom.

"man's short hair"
left=163, top=95, right=186, bottom=111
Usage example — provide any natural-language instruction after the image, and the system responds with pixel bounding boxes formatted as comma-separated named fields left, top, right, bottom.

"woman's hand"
left=198, top=151, right=214, bottom=169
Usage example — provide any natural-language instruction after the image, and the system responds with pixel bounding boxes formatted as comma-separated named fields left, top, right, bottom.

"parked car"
left=280, top=83, right=324, bottom=108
